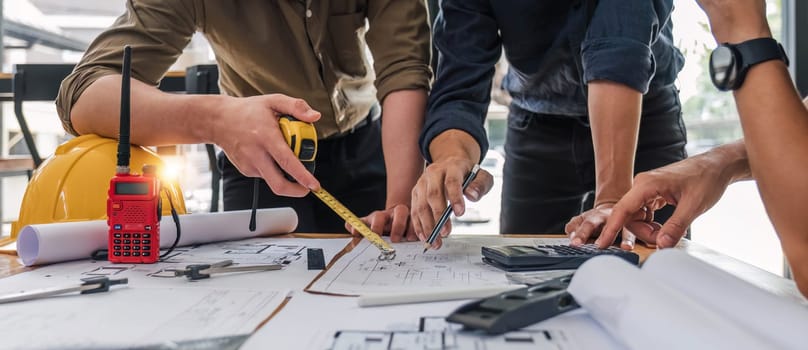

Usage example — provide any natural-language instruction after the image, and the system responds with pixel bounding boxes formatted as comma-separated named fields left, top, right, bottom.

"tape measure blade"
left=312, top=188, right=395, bottom=251
left=311, top=188, right=394, bottom=253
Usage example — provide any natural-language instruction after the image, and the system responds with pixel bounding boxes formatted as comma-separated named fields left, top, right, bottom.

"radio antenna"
left=117, top=45, right=132, bottom=175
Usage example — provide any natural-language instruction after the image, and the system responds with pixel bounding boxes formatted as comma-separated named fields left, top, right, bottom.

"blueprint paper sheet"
left=308, top=235, right=569, bottom=295
left=243, top=291, right=622, bottom=350
left=2, top=237, right=351, bottom=291
left=0, top=286, right=288, bottom=350
left=0, top=237, right=352, bottom=349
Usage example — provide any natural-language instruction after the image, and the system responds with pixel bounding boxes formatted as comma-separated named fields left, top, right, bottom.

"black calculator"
left=481, top=244, right=640, bottom=271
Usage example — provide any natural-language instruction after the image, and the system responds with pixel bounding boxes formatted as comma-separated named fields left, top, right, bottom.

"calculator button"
left=124, top=246, right=131, bottom=250
left=114, top=239, right=121, bottom=244
left=133, top=246, right=140, bottom=250
left=143, top=233, right=151, bottom=238
left=124, top=240, right=131, bottom=244
left=123, top=252, right=131, bottom=256
left=133, top=252, right=140, bottom=257
left=133, top=239, right=140, bottom=244
left=114, top=233, right=122, bottom=238
left=113, top=252, right=121, bottom=256
left=143, top=239, right=151, bottom=245
left=114, top=224, right=122, bottom=230
left=133, top=233, right=141, bottom=238
left=145, top=225, right=151, bottom=231
left=142, top=252, right=151, bottom=257
left=124, top=233, right=131, bottom=238
left=114, top=245, right=121, bottom=250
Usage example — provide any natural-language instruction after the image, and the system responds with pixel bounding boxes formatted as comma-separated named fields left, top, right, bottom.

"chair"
left=12, top=64, right=76, bottom=167
left=185, top=64, right=222, bottom=212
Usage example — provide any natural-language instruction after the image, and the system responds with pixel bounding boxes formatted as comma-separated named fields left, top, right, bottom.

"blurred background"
left=1, top=0, right=805, bottom=278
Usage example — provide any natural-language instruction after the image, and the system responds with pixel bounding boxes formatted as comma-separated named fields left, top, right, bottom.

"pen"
left=423, top=164, right=481, bottom=253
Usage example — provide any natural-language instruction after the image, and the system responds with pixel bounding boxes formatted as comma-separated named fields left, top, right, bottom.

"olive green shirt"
left=56, top=0, right=432, bottom=139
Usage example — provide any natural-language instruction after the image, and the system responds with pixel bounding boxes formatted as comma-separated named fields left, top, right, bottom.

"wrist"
left=428, top=129, right=480, bottom=165
left=711, top=141, right=751, bottom=183
left=385, top=196, right=411, bottom=209
left=385, top=174, right=419, bottom=209
left=705, top=8, right=772, bottom=44
left=713, top=27, right=772, bottom=46
left=594, top=189, right=629, bottom=209
left=595, top=176, right=633, bottom=208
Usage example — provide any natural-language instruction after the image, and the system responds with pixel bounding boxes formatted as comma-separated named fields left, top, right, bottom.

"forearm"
left=70, top=74, right=223, bottom=146
left=710, top=140, right=752, bottom=184
left=382, top=89, right=428, bottom=206
left=588, top=80, right=642, bottom=205
left=698, top=0, right=808, bottom=295
left=735, top=63, right=808, bottom=283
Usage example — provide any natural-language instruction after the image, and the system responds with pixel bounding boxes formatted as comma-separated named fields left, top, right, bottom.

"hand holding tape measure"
left=249, top=115, right=396, bottom=260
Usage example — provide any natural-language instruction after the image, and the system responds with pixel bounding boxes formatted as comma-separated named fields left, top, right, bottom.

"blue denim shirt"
left=420, top=0, right=685, bottom=162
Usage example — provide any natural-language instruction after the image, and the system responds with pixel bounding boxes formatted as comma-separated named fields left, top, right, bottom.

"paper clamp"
left=173, top=260, right=283, bottom=280
left=446, top=274, right=579, bottom=334
left=0, top=277, right=128, bottom=305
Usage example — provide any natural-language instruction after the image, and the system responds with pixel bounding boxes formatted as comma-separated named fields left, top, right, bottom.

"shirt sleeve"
left=419, top=0, right=501, bottom=163
left=365, top=0, right=432, bottom=103
left=56, top=0, right=200, bottom=135
left=581, top=0, right=674, bottom=94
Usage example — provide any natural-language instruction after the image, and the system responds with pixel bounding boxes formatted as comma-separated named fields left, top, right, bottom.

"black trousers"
left=501, top=85, right=688, bottom=234
left=220, top=118, right=386, bottom=233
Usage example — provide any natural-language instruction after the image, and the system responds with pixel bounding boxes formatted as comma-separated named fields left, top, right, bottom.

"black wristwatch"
left=709, top=37, right=789, bottom=91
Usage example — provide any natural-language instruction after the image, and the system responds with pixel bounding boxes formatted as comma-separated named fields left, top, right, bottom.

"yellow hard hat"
left=9, top=134, right=186, bottom=241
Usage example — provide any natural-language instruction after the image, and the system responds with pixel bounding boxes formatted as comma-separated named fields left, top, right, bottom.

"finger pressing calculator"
left=481, top=244, right=639, bottom=271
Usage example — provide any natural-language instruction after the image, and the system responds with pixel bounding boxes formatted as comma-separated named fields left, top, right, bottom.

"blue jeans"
left=501, top=85, right=687, bottom=234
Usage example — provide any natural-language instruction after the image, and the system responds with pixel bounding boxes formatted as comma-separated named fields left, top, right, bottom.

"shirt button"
left=306, top=9, right=312, bottom=18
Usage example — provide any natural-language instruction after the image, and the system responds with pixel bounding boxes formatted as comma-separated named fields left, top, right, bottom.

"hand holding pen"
left=423, top=164, right=481, bottom=253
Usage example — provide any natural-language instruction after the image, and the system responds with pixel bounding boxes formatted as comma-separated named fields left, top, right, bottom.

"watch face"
left=710, top=45, right=738, bottom=91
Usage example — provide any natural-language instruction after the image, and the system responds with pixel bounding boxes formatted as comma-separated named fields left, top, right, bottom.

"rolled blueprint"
left=643, top=249, right=808, bottom=349
left=17, top=208, right=298, bottom=266
left=568, top=254, right=773, bottom=350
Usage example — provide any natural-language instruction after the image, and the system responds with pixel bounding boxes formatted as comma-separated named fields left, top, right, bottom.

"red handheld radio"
left=107, top=46, right=161, bottom=264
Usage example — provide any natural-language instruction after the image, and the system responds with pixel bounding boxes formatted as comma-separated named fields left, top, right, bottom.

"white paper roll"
left=568, top=255, right=772, bottom=350
left=643, top=249, right=808, bottom=349
left=17, top=208, right=298, bottom=266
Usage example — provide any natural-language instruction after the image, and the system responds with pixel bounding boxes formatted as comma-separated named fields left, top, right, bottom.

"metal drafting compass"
left=172, top=260, right=283, bottom=280
left=0, top=277, right=128, bottom=304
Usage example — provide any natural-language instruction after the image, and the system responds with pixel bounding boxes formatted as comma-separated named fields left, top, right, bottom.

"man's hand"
left=346, top=204, right=418, bottom=242
left=596, top=143, right=749, bottom=248
left=411, top=158, right=494, bottom=249
left=565, top=202, right=648, bottom=250
left=410, top=130, right=493, bottom=249
left=213, top=94, right=322, bottom=197
left=695, top=0, right=771, bottom=43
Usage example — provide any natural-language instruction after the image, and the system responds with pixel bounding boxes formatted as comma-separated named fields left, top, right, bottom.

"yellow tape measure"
left=311, top=187, right=396, bottom=261
left=280, top=115, right=395, bottom=261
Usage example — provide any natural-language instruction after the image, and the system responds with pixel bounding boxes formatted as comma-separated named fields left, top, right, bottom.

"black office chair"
left=185, top=64, right=222, bottom=212
left=12, top=64, right=76, bottom=168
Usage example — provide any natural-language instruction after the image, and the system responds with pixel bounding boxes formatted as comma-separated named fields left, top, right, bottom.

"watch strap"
left=735, top=37, right=790, bottom=70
